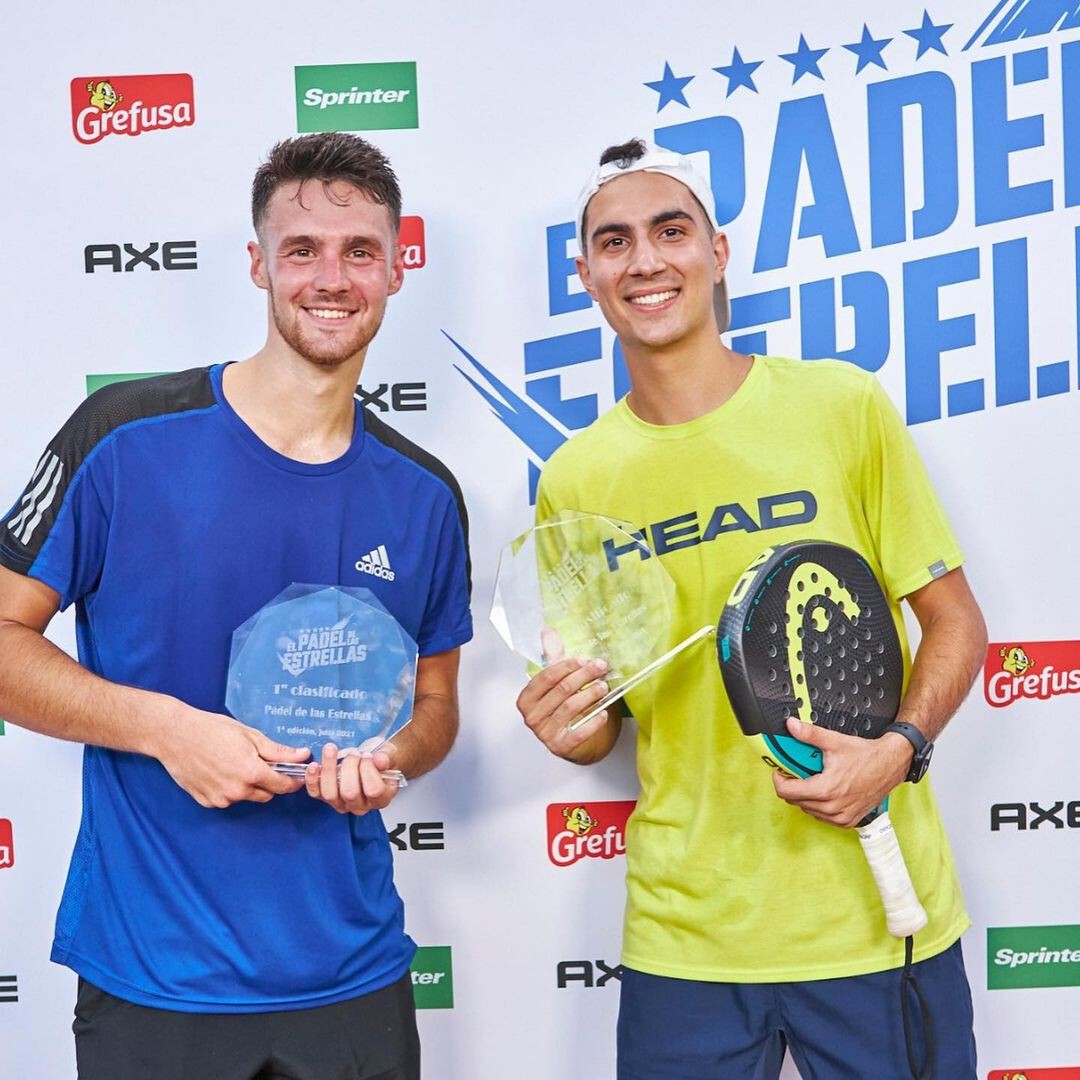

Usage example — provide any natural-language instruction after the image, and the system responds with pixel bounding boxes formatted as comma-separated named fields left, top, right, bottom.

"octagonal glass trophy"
left=226, top=584, right=415, bottom=785
left=491, top=511, right=715, bottom=730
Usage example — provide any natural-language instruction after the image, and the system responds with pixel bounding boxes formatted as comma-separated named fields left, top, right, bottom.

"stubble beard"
left=270, top=292, right=386, bottom=369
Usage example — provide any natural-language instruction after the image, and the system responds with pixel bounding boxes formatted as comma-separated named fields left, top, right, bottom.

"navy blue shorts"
left=617, top=940, right=976, bottom=1079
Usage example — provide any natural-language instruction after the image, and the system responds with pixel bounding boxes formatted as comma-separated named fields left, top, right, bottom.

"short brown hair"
left=251, top=133, right=402, bottom=235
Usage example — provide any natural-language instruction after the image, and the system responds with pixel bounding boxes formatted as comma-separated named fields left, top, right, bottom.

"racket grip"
left=856, top=811, right=928, bottom=938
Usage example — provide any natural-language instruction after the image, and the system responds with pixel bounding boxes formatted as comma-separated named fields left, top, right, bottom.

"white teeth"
left=629, top=290, right=677, bottom=307
left=308, top=308, right=351, bottom=319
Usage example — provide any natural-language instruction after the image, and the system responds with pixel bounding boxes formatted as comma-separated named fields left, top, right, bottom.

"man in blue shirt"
left=0, top=133, right=472, bottom=1080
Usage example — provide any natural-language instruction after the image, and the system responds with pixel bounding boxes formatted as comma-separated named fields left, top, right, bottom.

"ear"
left=387, top=241, right=405, bottom=297
left=248, top=239, right=269, bottom=291
left=575, top=254, right=598, bottom=300
left=712, top=230, right=730, bottom=283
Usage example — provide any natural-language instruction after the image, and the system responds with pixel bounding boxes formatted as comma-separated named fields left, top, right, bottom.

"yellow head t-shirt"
left=536, top=356, right=969, bottom=982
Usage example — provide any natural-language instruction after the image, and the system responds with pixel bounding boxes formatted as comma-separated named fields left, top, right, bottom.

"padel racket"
left=717, top=540, right=927, bottom=939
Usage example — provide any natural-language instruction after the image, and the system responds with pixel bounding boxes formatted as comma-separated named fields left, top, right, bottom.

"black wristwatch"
left=884, top=721, right=934, bottom=783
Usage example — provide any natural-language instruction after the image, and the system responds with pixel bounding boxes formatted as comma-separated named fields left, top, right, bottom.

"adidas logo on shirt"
left=355, top=544, right=396, bottom=581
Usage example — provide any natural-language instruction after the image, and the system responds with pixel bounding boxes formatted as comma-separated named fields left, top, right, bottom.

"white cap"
left=575, top=140, right=730, bottom=334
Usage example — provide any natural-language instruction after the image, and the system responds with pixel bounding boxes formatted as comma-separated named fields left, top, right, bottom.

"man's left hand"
left=771, top=716, right=914, bottom=828
left=304, top=742, right=402, bottom=815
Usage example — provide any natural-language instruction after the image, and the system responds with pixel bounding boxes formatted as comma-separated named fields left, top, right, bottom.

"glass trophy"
left=226, top=584, right=416, bottom=785
left=491, top=511, right=715, bottom=730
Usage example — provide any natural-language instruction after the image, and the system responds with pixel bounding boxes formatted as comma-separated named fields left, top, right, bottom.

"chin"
left=301, top=352, right=354, bottom=369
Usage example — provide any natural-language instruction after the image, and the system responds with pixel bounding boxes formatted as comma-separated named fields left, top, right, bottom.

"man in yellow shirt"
left=516, top=139, right=987, bottom=1078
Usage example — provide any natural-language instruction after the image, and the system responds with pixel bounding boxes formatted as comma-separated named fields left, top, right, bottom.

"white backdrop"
left=3, top=2, right=1080, bottom=1077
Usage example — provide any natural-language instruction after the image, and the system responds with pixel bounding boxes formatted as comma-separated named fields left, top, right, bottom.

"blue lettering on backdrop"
left=993, top=238, right=1032, bottom=407
left=801, top=273, right=890, bottom=372
left=653, top=116, right=747, bottom=224
left=755, top=95, right=860, bottom=272
left=867, top=72, right=958, bottom=247
left=903, top=249, right=980, bottom=423
left=972, top=50, right=1054, bottom=225
left=1062, top=39, right=1080, bottom=206
left=453, top=12, right=1080, bottom=500
left=523, top=330, right=601, bottom=431
left=546, top=222, right=591, bottom=316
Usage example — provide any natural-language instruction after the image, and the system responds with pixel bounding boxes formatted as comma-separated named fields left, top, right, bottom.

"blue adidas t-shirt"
left=0, top=364, right=472, bottom=1012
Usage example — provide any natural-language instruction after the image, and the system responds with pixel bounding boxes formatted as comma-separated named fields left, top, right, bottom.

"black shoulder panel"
left=362, top=409, right=472, bottom=593
left=0, top=367, right=215, bottom=574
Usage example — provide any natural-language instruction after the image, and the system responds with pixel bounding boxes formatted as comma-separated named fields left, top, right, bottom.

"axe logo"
left=356, top=382, right=428, bottom=413
left=84, top=242, right=198, bottom=273
left=991, top=802, right=1080, bottom=831
left=388, top=822, right=445, bottom=851
left=556, top=960, right=623, bottom=988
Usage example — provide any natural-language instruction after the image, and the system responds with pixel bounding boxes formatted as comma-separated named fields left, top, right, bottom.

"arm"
left=0, top=565, right=309, bottom=807
left=773, top=567, right=987, bottom=827
left=305, top=647, right=463, bottom=814
left=392, top=647, right=461, bottom=778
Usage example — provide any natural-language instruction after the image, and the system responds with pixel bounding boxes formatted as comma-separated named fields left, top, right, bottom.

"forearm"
left=897, top=603, right=987, bottom=742
left=391, top=689, right=459, bottom=779
left=0, top=619, right=174, bottom=755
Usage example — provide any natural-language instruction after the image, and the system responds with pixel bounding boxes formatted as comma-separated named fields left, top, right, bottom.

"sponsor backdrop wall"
left=3, top=1, right=1079, bottom=1077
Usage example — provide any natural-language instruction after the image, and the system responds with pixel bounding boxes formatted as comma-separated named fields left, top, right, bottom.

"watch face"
left=911, top=742, right=933, bottom=782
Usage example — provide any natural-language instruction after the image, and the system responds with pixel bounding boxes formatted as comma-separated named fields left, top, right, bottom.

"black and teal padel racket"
left=717, top=541, right=927, bottom=938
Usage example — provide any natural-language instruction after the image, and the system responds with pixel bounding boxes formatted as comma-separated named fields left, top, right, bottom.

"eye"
left=602, top=236, right=627, bottom=250
left=289, top=247, right=314, bottom=258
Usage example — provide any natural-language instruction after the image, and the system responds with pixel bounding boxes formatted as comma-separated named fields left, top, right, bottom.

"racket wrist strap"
left=900, top=934, right=935, bottom=1080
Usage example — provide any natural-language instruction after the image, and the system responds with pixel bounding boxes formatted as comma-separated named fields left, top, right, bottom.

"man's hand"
left=153, top=705, right=310, bottom=809
left=516, top=656, right=619, bottom=764
left=304, top=742, right=402, bottom=815
left=771, top=716, right=914, bottom=828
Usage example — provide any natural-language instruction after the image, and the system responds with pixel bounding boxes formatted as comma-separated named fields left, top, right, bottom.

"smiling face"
left=248, top=179, right=404, bottom=369
left=576, top=171, right=727, bottom=356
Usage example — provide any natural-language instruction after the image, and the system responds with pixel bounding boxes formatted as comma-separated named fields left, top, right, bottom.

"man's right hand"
left=152, top=704, right=310, bottom=808
left=516, top=657, right=619, bottom=764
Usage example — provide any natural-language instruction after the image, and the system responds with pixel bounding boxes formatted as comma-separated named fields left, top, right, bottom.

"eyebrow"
left=590, top=209, right=697, bottom=246
left=650, top=210, right=695, bottom=228
left=278, top=234, right=386, bottom=252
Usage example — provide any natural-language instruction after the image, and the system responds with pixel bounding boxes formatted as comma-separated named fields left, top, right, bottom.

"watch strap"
left=883, top=721, right=933, bottom=783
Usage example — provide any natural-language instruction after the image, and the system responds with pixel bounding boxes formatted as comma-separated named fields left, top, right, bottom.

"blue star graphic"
left=645, top=62, right=694, bottom=111
left=713, top=46, right=763, bottom=96
left=844, top=24, right=892, bottom=73
left=903, top=10, right=953, bottom=59
left=779, top=34, right=829, bottom=83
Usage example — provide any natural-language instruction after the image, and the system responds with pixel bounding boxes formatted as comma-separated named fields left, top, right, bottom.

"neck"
left=222, top=342, right=367, bottom=463
left=621, top=330, right=753, bottom=426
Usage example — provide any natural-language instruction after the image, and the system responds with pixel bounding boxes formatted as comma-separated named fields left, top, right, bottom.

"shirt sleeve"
left=858, top=376, right=964, bottom=601
left=0, top=424, right=114, bottom=611
left=415, top=494, right=473, bottom=657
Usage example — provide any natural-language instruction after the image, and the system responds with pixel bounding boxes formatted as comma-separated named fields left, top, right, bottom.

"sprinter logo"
left=988, top=925, right=1080, bottom=989
left=410, top=946, right=453, bottom=1009
left=295, top=63, right=418, bottom=133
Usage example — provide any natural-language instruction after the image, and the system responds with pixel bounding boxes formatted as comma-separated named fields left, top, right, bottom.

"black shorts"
left=73, top=972, right=420, bottom=1080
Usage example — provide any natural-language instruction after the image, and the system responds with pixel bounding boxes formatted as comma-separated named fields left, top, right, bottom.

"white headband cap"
left=575, top=140, right=729, bottom=334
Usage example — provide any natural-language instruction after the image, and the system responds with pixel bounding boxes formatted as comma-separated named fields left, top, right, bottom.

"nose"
left=627, top=237, right=666, bottom=277
left=313, top=253, right=348, bottom=293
